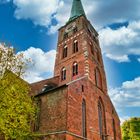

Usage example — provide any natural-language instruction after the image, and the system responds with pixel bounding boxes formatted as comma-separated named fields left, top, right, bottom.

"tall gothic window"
left=73, top=62, right=78, bottom=76
left=98, top=99, right=106, bottom=140
left=95, top=68, right=102, bottom=89
left=73, top=40, right=78, bottom=53
left=98, top=101, right=104, bottom=140
left=34, top=98, right=41, bottom=131
left=61, top=67, right=66, bottom=81
left=63, top=45, right=67, bottom=58
left=112, top=119, right=116, bottom=140
left=82, top=99, right=87, bottom=138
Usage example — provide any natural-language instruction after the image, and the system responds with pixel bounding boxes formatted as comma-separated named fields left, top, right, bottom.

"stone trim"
left=67, top=75, right=88, bottom=85
left=35, top=131, right=89, bottom=140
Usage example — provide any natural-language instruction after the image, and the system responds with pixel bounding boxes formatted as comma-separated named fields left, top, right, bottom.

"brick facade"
left=31, top=2, right=122, bottom=140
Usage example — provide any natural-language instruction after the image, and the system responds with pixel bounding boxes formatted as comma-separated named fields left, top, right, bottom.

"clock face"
left=65, top=22, right=76, bottom=33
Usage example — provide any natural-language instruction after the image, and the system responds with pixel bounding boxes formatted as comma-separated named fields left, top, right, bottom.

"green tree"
left=0, top=43, right=36, bottom=140
left=122, top=117, right=140, bottom=140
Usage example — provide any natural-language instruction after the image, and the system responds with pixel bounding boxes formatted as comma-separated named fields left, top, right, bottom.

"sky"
left=0, top=0, right=140, bottom=123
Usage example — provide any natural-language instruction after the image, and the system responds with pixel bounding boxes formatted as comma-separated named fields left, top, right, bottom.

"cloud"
left=2, top=0, right=140, bottom=36
left=13, top=0, right=63, bottom=29
left=19, top=47, right=56, bottom=83
left=109, top=77, right=140, bottom=110
left=4, top=0, right=139, bottom=62
left=99, top=20, right=140, bottom=62
left=86, top=0, right=140, bottom=29
left=3, top=0, right=140, bottom=33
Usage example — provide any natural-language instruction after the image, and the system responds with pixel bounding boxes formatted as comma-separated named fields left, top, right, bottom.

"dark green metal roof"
left=69, top=0, right=86, bottom=22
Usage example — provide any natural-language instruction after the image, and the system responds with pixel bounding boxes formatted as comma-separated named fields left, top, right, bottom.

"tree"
left=122, top=117, right=140, bottom=140
left=0, top=43, right=36, bottom=140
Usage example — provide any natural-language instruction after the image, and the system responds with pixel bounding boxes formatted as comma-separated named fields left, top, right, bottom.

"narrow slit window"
left=82, top=99, right=87, bottom=138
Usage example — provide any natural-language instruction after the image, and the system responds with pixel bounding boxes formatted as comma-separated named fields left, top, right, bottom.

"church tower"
left=31, top=0, right=122, bottom=140
left=54, top=0, right=108, bottom=94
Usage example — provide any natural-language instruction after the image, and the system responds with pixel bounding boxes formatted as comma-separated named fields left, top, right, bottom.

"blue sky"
left=0, top=0, right=140, bottom=123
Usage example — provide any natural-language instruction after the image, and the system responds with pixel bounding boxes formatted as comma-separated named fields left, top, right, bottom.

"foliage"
left=0, top=43, right=36, bottom=140
left=0, top=43, right=27, bottom=79
left=122, top=117, right=140, bottom=140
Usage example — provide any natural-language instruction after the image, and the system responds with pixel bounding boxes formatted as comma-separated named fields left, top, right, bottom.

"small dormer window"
left=42, top=85, right=48, bottom=92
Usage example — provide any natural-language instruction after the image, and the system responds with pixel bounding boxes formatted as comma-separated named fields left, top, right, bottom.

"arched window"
left=95, top=68, right=102, bottom=89
left=82, top=99, right=87, bottom=138
left=73, top=62, right=78, bottom=76
left=63, top=45, right=67, bottom=58
left=98, top=99, right=106, bottom=140
left=112, top=119, right=116, bottom=140
left=73, top=40, right=78, bottom=53
left=61, top=67, right=66, bottom=81
left=34, top=98, right=41, bottom=131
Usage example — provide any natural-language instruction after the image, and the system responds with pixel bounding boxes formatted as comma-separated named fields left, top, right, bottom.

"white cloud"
left=20, top=47, right=56, bottom=83
left=109, top=77, right=140, bottom=110
left=138, top=58, right=140, bottom=62
left=13, top=0, right=63, bottom=28
left=99, top=20, right=140, bottom=62
left=3, top=0, right=140, bottom=33
left=2, top=0, right=140, bottom=38
left=4, top=0, right=139, bottom=62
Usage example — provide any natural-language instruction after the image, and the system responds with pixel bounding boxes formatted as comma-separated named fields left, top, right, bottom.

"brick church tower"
left=31, top=0, right=122, bottom=140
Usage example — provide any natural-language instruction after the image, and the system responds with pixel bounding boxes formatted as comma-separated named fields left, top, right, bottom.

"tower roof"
left=69, top=0, right=86, bottom=22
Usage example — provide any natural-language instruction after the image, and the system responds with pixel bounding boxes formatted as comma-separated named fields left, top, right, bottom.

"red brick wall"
left=37, top=86, right=67, bottom=134
left=66, top=77, right=121, bottom=140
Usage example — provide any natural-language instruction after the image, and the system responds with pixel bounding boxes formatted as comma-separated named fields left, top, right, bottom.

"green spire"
left=69, top=0, right=86, bottom=22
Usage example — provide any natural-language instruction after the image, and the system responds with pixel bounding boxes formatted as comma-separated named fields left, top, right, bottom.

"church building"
left=31, top=0, right=122, bottom=139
